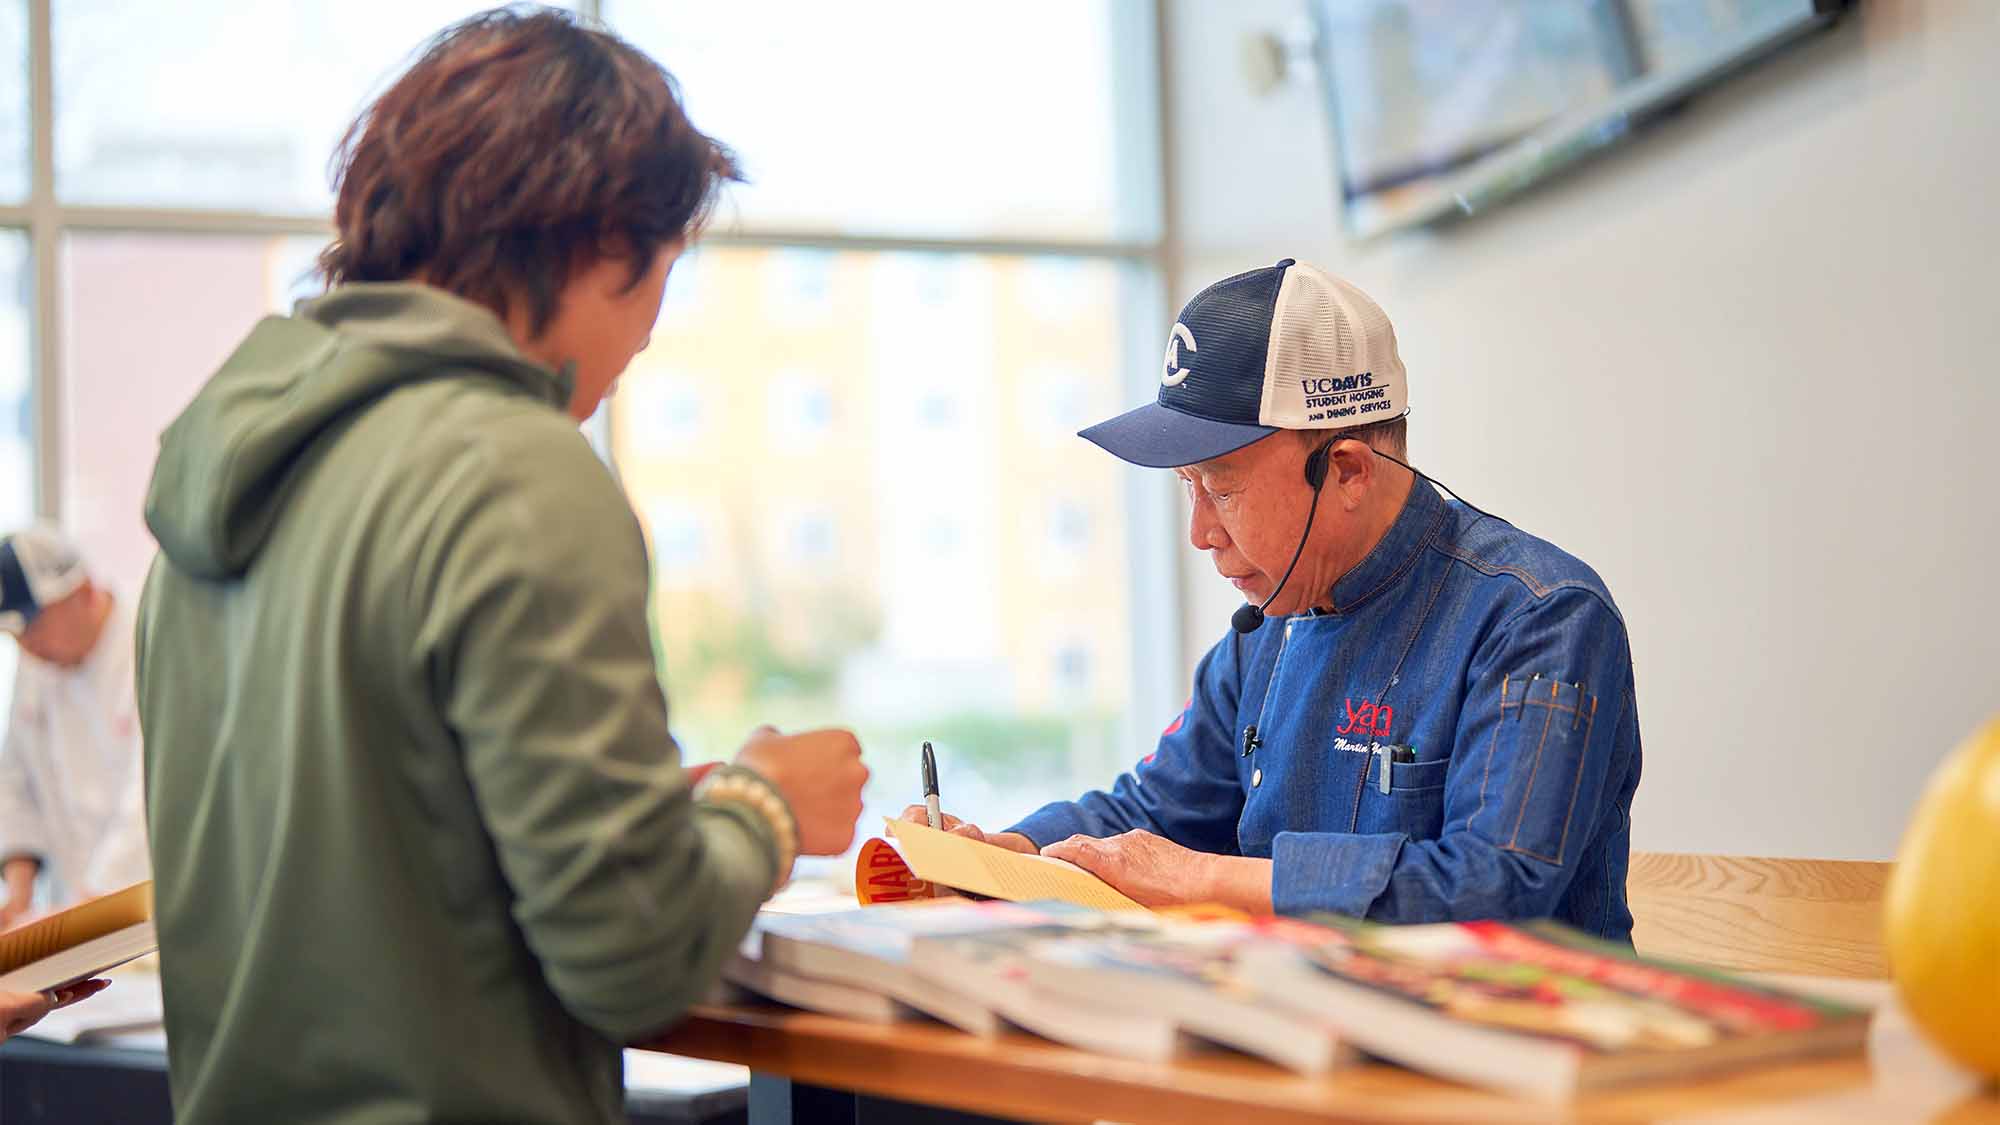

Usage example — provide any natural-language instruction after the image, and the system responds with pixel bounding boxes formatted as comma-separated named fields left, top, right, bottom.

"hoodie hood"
left=145, top=283, right=575, bottom=580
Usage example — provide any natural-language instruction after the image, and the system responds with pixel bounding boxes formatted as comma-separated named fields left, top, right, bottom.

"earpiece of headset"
left=1304, top=440, right=1333, bottom=490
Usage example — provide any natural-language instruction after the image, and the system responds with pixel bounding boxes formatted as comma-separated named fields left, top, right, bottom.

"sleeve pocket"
left=1490, top=674, right=1599, bottom=866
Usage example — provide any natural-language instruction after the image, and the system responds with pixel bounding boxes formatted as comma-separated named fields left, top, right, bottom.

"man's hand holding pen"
left=895, top=806, right=1039, bottom=855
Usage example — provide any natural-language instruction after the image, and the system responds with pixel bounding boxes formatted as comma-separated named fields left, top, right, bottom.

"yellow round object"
left=1884, top=714, right=2000, bottom=1079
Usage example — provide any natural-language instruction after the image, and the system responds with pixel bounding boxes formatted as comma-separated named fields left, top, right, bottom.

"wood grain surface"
left=1627, top=853, right=1892, bottom=978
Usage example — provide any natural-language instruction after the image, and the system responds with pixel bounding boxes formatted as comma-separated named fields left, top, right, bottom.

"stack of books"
left=715, top=823, right=1871, bottom=1099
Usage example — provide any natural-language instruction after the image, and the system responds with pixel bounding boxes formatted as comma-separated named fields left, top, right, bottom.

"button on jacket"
left=1012, top=480, right=1642, bottom=940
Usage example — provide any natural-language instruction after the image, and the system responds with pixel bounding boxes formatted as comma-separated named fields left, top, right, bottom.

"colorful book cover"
left=1279, top=914, right=1865, bottom=1055
left=853, top=836, right=937, bottom=905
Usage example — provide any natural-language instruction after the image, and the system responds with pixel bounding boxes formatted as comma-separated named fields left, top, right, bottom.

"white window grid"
left=0, top=0, right=1195, bottom=746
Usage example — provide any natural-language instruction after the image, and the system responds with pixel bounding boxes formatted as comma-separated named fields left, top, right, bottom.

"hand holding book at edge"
left=0, top=978, right=110, bottom=1040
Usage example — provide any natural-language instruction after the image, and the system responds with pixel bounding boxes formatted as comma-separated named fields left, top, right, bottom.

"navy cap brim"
left=1077, top=401, right=1278, bottom=469
left=0, top=540, right=37, bottom=635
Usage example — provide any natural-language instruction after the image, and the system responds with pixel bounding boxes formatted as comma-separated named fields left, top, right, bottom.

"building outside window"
left=4, top=0, right=1174, bottom=857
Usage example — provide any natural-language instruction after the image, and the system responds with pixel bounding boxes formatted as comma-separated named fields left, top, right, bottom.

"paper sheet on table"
left=882, top=819, right=1146, bottom=912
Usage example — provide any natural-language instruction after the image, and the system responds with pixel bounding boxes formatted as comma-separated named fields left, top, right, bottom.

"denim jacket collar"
left=1322, top=475, right=1448, bottom=615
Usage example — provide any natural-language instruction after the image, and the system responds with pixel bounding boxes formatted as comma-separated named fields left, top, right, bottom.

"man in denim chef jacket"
left=906, top=259, right=1642, bottom=940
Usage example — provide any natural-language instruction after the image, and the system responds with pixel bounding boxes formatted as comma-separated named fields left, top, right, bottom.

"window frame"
left=0, top=0, right=1189, bottom=771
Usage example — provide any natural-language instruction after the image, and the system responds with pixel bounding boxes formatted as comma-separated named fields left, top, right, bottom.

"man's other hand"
left=1040, top=830, right=1218, bottom=908
left=895, top=806, right=1038, bottom=855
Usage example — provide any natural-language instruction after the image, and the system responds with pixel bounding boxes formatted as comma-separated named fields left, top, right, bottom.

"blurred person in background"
left=0, top=525, right=151, bottom=927
left=135, top=9, right=866, bottom=1122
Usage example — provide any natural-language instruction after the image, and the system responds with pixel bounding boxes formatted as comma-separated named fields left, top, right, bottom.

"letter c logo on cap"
left=1161, top=323, right=1197, bottom=387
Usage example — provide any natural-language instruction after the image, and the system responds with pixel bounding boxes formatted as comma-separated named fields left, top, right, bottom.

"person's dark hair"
left=318, top=7, right=739, bottom=334
left=1297, top=415, right=1407, bottom=459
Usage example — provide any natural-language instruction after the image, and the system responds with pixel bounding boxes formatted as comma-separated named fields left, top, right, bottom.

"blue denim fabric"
left=1010, top=480, right=1642, bottom=941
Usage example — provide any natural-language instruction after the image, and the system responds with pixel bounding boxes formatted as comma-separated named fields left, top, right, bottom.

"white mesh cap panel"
left=1258, top=262, right=1409, bottom=430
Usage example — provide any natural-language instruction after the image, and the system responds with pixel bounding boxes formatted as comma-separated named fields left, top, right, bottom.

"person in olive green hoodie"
left=134, top=11, right=868, bottom=1123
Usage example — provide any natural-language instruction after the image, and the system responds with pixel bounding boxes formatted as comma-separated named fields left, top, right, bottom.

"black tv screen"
left=1308, top=0, right=1851, bottom=237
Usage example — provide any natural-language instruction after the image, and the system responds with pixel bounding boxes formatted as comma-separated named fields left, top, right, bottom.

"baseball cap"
left=0, top=526, right=88, bottom=635
left=1080, top=258, right=1409, bottom=468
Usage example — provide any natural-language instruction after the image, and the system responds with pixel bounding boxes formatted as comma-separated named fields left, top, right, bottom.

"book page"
left=884, top=820, right=1144, bottom=912
left=0, top=882, right=152, bottom=976
left=0, top=921, right=158, bottom=993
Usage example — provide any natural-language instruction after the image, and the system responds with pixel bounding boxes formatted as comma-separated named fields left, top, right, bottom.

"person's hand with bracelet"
left=704, top=727, right=868, bottom=892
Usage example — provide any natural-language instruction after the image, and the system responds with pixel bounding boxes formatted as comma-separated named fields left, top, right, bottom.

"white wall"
left=1163, top=0, right=1999, bottom=860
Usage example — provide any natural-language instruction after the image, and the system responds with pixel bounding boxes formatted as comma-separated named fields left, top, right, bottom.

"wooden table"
left=646, top=978, right=1999, bottom=1124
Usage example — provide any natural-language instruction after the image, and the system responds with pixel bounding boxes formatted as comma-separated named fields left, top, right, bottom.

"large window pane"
left=62, top=232, right=321, bottom=597
left=0, top=232, right=29, bottom=532
left=53, top=2, right=572, bottom=212
left=0, top=1, right=25, bottom=201
left=0, top=231, right=30, bottom=717
left=615, top=247, right=1144, bottom=842
left=608, top=3, right=1162, bottom=242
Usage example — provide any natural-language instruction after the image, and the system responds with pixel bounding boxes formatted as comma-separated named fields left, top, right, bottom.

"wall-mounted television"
left=1307, top=0, right=1852, bottom=238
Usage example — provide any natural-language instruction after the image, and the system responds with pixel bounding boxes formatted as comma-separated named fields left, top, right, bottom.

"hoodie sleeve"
left=413, top=418, right=778, bottom=1044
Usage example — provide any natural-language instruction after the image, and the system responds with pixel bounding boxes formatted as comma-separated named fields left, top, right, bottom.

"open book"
left=859, top=820, right=1144, bottom=912
left=0, top=881, right=158, bottom=993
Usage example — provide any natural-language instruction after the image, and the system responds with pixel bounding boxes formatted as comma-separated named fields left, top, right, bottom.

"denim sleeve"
left=1008, top=633, right=1246, bottom=855
left=1272, top=588, right=1634, bottom=920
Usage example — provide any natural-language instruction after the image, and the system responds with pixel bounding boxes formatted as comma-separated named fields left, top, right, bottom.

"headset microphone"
left=1231, top=441, right=1332, bottom=634
left=1229, top=601, right=1269, bottom=635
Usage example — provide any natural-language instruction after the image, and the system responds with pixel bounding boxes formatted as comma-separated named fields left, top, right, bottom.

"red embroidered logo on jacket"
left=1336, top=697, right=1393, bottom=740
left=1145, top=697, right=1193, bottom=765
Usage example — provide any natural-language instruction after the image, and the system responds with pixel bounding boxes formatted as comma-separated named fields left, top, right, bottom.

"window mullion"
left=28, top=0, right=59, bottom=520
